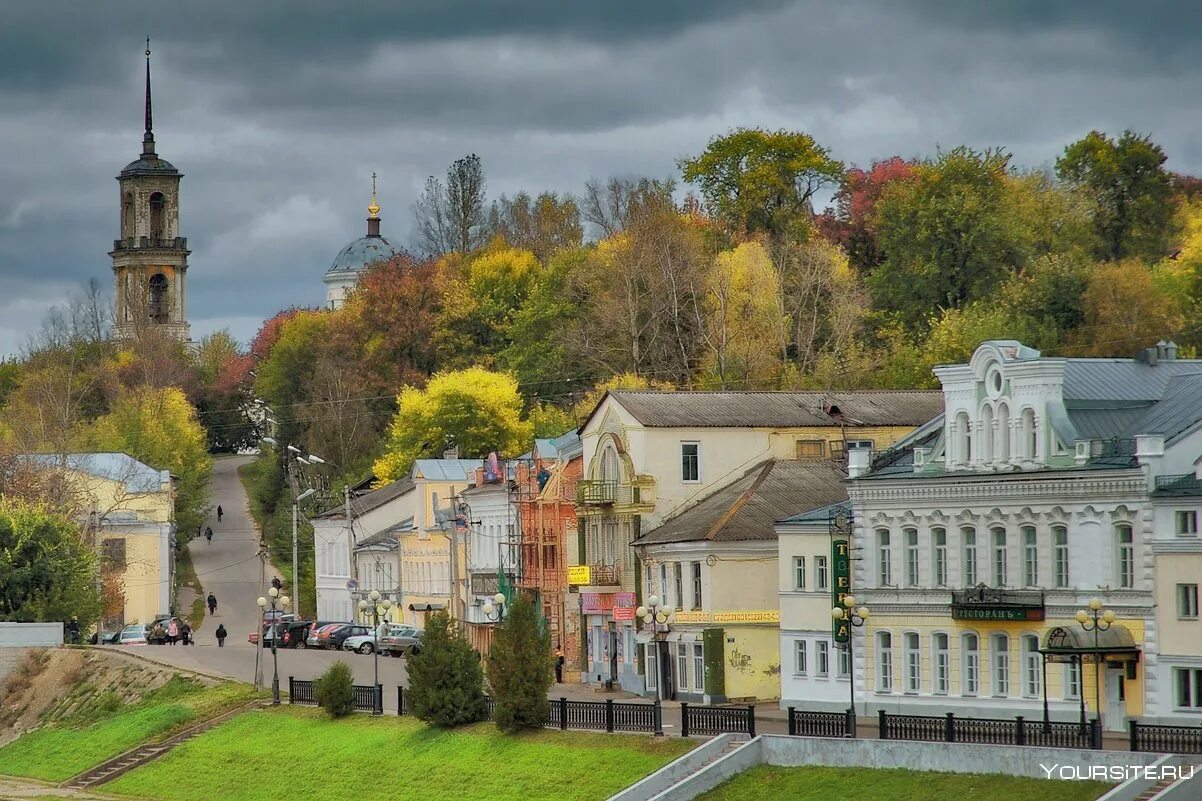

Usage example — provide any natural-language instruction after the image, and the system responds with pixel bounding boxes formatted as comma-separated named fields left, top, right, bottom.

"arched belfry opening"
left=148, top=192, right=165, bottom=241
left=122, top=192, right=134, bottom=238
left=148, top=273, right=169, bottom=323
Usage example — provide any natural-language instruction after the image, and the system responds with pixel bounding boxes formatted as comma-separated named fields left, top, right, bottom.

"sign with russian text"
left=567, top=565, right=591, bottom=585
left=613, top=606, right=636, bottom=622
left=832, top=536, right=851, bottom=643
left=582, top=591, right=636, bottom=615
left=952, top=606, right=1046, bottom=622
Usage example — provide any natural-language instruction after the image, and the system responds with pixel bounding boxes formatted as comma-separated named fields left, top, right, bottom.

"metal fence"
left=680, top=703, right=756, bottom=738
left=787, top=708, right=854, bottom=738
left=1130, top=721, right=1202, bottom=754
left=288, top=677, right=380, bottom=714
left=877, top=710, right=1101, bottom=749
left=396, top=687, right=663, bottom=735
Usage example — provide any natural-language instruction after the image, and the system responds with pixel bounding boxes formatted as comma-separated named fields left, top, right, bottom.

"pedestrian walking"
left=207, top=593, right=218, bottom=615
left=180, top=621, right=192, bottom=646
left=216, top=624, right=227, bottom=647
left=205, top=526, right=213, bottom=542
left=67, top=617, right=80, bottom=645
left=167, top=618, right=180, bottom=646
left=217, top=504, right=223, bottom=521
left=152, top=621, right=166, bottom=644
left=555, top=647, right=565, bottom=683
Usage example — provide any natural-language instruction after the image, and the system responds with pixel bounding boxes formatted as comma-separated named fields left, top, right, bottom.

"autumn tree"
left=1056, top=130, right=1176, bottom=262
left=572, top=373, right=675, bottom=420
left=818, top=157, right=917, bottom=273
left=0, top=497, right=101, bottom=624
left=680, top=128, right=844, bottom=240
left=488, top=192, right=583, bottom=261
left=413, top=154, right=489, bottom=256
left=193, top=330, right=256, bottom=452
left=698, top=242, right=785, bottom=388
left=1072, top=260, right=1185, bottom=356
left=373, top=368, right=533, bottom=483
left=436, top=246, right=542, bottom=369
left=581, top=177, right=676, bottom=238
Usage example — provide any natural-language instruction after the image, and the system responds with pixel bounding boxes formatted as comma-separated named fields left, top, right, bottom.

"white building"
left=322, top=185, right=400, bottom=309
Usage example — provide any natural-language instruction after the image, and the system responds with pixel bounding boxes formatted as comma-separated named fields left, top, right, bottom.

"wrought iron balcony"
left=111, top=236, right=189, bottom=251
left=1155, top=473, right=1202, bottom=493
left=577, top=479, right=617, bottom=506
left=588, top=563, right=621, bottom=587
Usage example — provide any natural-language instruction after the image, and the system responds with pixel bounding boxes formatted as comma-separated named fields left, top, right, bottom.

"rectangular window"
left=877, top=633, right=893, bottom=692
left=1179, top=584, right=1199, bottom=619
left=693, top=643, right=704, bottom=691
left=795, top=439, right=825, bottom=459
left=794, top=640, right=808, bottom=674
left=681, top=443, right=700, bottom=482
left=878, top=531, right=892, bottom=586
left=815, top=556, right=829, bottom=591
left=1023, top=635, right=1041, bottom=698
left=691, top=562, right=702, bottom=609
left=993, top=636, right=1010, bottom=697
left=905, top=529, right=919, bottom=586
left=794, top=556, right=806, bottom=590
left=659, top=564, right=668, bottom=604
left=933, top=528, right=947, bottom=586
left=1054, top=526, right=1069, bottom=588
left=1175, top=668, right=1202, bottom=708
left=1022, top=526, right=1037, bottom=587
left=992, top=528, right=1007, bottom=586
left=905, top=633, right=920, bottom=693
left=645, top=644, right=657, bottom=691
left=816, top=640, right=830, bottom=677
left=101, top=538, right=127, bottom=570
left=963, top=635, right=979, bottom=696
left=677, top=643, right=689, bottom=691
left=963, top=528, right=977, bottom=587
left=674, top=563, right=683, bottom=606
left=645, top=564, right=655, bottom=602
left=846, top=439, right=874, bottom=451
left=1066, top=661, right=1081, bottom=699
left=838, top=644, right=851, bottom=678
left=1177, top=511, right=1198, bottom=537
left=933, top=634, right=949, bottom=695
left=1117, top=525, right=1134, bottom=588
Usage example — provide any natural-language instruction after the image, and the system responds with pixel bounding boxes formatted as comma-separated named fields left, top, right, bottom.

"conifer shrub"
left=314, top=660, right=354, bottom=718
left=487, top=594, right=554, bottom=733
left=406, top=611, right=487, bottom=727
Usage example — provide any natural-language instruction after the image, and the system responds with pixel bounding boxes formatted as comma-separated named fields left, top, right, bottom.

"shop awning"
left=408, top=602, right=447, bottom=612
left=1039, top=624, right=1140, bottom=664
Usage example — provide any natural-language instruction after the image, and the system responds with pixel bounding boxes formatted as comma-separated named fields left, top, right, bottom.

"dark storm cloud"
left=2, top=1, right=1202, bottom=354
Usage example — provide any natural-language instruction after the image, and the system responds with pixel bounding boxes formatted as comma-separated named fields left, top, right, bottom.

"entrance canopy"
left=408, top=602, right=447, bottom=612
left=1039, top=624, right=1140, bottom=664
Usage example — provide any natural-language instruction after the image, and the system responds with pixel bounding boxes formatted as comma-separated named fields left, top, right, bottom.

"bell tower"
left=111, top=40, right=190, bottom=342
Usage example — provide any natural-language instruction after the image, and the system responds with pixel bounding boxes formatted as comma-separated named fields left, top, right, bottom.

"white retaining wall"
left=0, top=622, right=62, bottom=647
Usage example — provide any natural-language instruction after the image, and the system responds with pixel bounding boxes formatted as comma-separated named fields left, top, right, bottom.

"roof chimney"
left=848, top=447, right=872, bottom=479
left=1158, top=340, right=1178, bottom=361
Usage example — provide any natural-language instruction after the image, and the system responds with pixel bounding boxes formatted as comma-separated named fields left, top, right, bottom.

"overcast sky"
left=2, top=1, right=1200, bottom=355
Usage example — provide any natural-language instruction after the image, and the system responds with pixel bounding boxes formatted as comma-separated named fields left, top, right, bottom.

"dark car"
left=279, top=620, right=317, bottom=649
left=317, top=623, right=370, bottom=650
left=147, top=616, right=184, bottom=644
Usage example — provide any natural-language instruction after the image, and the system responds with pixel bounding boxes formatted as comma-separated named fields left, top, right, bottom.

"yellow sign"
left=673, top=611, right=710, bottom=624
left=670, top=610, right=780, bottom=625
left=567, top=565, right=591, bottom=585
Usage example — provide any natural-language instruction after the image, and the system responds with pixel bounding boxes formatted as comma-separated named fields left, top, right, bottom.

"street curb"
left=72, top=645, right=244, bottom=685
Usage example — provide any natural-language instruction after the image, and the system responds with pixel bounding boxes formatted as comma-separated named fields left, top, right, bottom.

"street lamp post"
left=358, top=589, right=393, bottom=715
left=636, top=595, right=673, bottom=702
left=482, top=592, right=507, bottom=623
left=262, top=434, right=326, bottom=616
left=831, top=595, right=870, bottom=731
left=257, top=587, right=290, bottom=705
left=1076, top=597, right=1116, bottom=730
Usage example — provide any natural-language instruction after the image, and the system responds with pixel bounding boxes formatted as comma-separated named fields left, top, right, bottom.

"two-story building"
left=841, top=340, right=1202, bottom=730
left=460, top=459, right=519, bottom=652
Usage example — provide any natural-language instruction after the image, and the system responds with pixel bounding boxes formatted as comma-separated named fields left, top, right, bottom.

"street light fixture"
left=482, top=592, right=507, bottom=622
left=261, top=436, right=277, bottom=446
left=357, top=589, right=393, bottom=715
left=258, top=587, right=290, bottom=705
left=831, top=595, right=870, bottom=732
left=636, top=595, right=673, bottom=701
left=1076, top=597, right=1116, bottom=730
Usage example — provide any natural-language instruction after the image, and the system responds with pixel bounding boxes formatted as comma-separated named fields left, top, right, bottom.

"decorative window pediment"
left=929, top=510, right=950, bottom=526
left=955, top=510, right=981, bottom=525
left=869, top=511, right=894, bottom=526
left=983, top=507, right=1008, bottom=526
left=1013, top=507, right=1040, bottom=525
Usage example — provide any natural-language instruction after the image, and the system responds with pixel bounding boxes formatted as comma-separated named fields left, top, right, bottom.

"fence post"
left=606, top=699, right=614, bottom=733
left=681, top=702, right=690, bottom=738
left=787, top=706, right=796, bottom=737
left=653, top=700, right=664, bottom=737
left=1016, top=716, right=1026, bottom=746
left=1090, top=718, right=1102, bottom=750
left=375, top=684, right=383, bottom=716
left=559, top=697, right=568, bottom=731
left=397, top=686, right=403, bottom=716
left=747, top=705, right=756, bottom=739
left=878, top=709, right=887, bottom=739
left=846, top=707, right=856, bottom=739
left=1128, top=720, right=1138, bottom=752
left=945, top=712, right=955, bottom=743
left=287, top=676, right=294, bottom=705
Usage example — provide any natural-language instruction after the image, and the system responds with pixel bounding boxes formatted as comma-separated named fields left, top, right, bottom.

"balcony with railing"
left=1154, top=473, right=1202, bottom=495
left=586, top=563, right=622, bottom=588
left=111, top=236, right=189, bottom=252
left=577, top=480, right=617, bottom=506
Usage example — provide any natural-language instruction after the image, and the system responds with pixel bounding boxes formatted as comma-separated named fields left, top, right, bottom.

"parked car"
left=117, top=624, right=148, bottom=645
left=92, top=629, right=121, bottom=645
left=147, top=616, right=184, bottom=644
left=305, top=622, right=344, bottom=648
left=379, top=625, right=423, bottom=657
left=342, top=623, right=414, bottom=655
left=279, top=620, right=315, bottom=649
left=317, top=623, right=370, bottom=650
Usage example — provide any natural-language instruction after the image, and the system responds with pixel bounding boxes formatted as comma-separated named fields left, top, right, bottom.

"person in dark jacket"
left=216, top=624, right=227, bottom=647
left=217, top=505, right=223, bottom=521
left=207, top=593, right=218, bottom=615
left=180, top=621, right=193, bottom=646
left=555, top=647, right=565, bottom=683
left=67, top=617, right=80, bottom=645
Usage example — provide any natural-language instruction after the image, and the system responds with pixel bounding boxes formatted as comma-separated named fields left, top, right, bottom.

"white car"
left=343, top=623, right=417, bottom=655
left=118, top=624, right=148, bottom=645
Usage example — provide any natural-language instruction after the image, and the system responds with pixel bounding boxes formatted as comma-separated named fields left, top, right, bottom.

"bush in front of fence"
left=406, top=611, right=487, bottom=727
left=315, top=660, right=355, bottom=718
left=487, top=594, right=554, bottom=733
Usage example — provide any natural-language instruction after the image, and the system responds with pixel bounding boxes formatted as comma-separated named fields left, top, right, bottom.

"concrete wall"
left=606, top=734, right=742, bottom=801
left=0, top=623, right=63, bottom=647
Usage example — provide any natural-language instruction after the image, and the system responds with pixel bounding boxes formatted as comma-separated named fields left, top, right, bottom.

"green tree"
left=0, top=498, right=100, bottom=624
left=680, top=128, right=844, bottom=240
left=406, top=611, right=487, bottom=727
left=526, top=402, right=576, bottom=440
left=373, top=368, right=533, bottom=483
left=487, top=594, right=553, bottom=733
left=314, top=659, right=355, bottom=718
left=1056, top=130, right=1176, bottom=262
left=1071, top=259, right=1185, bottom=356
left=488, top=192, right=584, bottom=262
left=436, top=246, right=542, bottom=368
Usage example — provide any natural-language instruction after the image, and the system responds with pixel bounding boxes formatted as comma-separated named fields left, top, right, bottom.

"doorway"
left=1104, top=666, right=1127, bottom=731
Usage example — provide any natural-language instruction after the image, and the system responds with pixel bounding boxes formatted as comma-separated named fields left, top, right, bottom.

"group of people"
left=203, top=505, right=223, bottom=542
left=152, top=617, right=193, bottom=645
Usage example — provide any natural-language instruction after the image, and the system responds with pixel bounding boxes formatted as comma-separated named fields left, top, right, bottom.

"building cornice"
left=850, top=472, right=1147, bottom=506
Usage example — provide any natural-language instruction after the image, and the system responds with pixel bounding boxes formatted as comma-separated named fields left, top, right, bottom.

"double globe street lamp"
left=831, top=595, right=870, bottom=728
left=257, top=586, right=290, bottom=705
left=358, top=589, right=394, bottom=715
left=1076, top=597, right=1116, bottom=730
left=636, top=595, right=673, bottom=702
left=482, top=593, right=507, bottom=622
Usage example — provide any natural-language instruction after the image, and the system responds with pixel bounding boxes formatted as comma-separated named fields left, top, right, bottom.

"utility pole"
left=255, top=541, right=266, bottom=691
left=92, top=502, right=103, bottom=642
left=291, top=494, right=299, bottom=616
left=449, top=490, right=460, bottom=620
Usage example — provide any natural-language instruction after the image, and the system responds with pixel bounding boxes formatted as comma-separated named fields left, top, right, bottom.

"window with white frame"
left=674, top=563, right=683, bottom=606
left=794, top=556, right=806, bottom=591
left=877, top=632, right=893, bottom=692
left=1177, top=510, right=1198, bottom=537
left=646, top=565, right=655, bottom=601
left=1175, top=668, right=1202, bottom=708
left=1022, top=526, right=1037, bottom=587
left=933, top=528, right=948, bottom=586
left=815, top=556, right=829, bottom=591
left=681, top=443, right=700, bottom=483
left=963, top=528, right=977, bottom=586
left=659, top=564, right=668, bottom=604
left=1064, top=660, right=1081, bottom=699
left=905, top=528, right=919, bottom=586
left=877, top=530, right=892, bottom=585
left=1022, top=634, right=1041, bottom=698
left=1117, top=524, right=1134, bottom=588
left=677, top=643, right=689, bottom=691
left=962, top=633, right=980, bottom=696
left=838, top=644, right=851, bottom=678
left=693, top=643, right=704, bottom=690
left=645, top=644, right=658, bottom=691
left=691, top=562, right=702, bottom=609
left=992, top=634, right=1010, bottom=696
left=1178, top=584, right=1199, bottom=619
left=904, top=633, right=920, bottom=693
left=794, top=640, right=808, bottom=674
left=817, top=640, right=830, bottom=677
left=933, top=633, right=949, bottom=695
left=1054, top=526, right=1069, bottom=588
left=992, top=527, right=1007, bottom=586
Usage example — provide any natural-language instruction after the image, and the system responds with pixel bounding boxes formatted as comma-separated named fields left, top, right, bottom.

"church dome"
left=119, top=155, right=180, bottom=177
left=326, top=234, right=399, bottom=275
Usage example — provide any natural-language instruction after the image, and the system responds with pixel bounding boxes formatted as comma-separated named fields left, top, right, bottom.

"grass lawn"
left=107, top=706, right=694, bottom=801
left=697, top=765, right=1111, bottom=801
left=0, top=679, right=257, bottom=783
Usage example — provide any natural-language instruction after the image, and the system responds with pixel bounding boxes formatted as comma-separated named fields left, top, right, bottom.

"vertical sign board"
left=831, top=507, right=852, bottom=643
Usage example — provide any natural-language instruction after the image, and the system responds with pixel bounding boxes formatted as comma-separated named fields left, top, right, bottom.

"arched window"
left=904, top=632, right=921, bottom=693
left=600, top=447, right=619, bottom=485
left=122, top=192, right=134, bottom=238
left=962, top=633, right=980, bottom=696
left=1117, top=524, right=1135, bottom=588
left=979, top=405, right=994, bottom=464
left=992, top=527, right=1007, bottom=586
left=148, top=273, right=169, bottom=323
left=1020, top=407, right=1037, bottom=461
left=996, top=402, right=1011, bottom=463
left=149, top=191, right=166, bottom=240
left=932, top=633, right=949, bottom=694
left=877, top=529, right=892, bottom=585
left=954, top=412, right=972, bottom=466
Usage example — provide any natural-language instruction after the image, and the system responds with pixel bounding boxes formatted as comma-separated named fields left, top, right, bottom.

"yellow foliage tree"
left=699, top=242, right=787, bottom=388
left=571, top=372, right=675, bottom=420
left=1074, top=259, right=1186, bottom=357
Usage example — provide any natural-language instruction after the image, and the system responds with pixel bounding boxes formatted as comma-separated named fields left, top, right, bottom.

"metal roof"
left=20, top=452, right=169, bottom=494
left=412, top=459, right=484, bottom=482
left=777, top=500, right=851, bottom=526
left=633, top=460, right=849, bottom=546
left=1061, top=359, right=1202, bottom=402
left=595, top=390, right=943, bottom=430
left=326, top=234, right=400, bottom=275
left=317, top=477, right=415, bottom=519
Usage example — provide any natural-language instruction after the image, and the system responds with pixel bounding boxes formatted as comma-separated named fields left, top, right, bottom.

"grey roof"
left=591, top=390, right=943, bottom=430
left=633, top=460, right=849, bottom=546
left=317, top=477, right=415, bottom=519
left=119, top=155, right=179, bottom=177
left=354, top=531, right=399, bottom=551
left=530, top=430, right=582, bottom=461
left=326, top=234, right=399, bottom=275
left=1061, top=359, right=1202, bottom=402
left=778, top=500, right=852, bottom=525
left=20, top=453, right=169, bottom=493
left=413, top=459, right=484, bottom=482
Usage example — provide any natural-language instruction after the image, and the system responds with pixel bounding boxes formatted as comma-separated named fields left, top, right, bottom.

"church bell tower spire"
left=142, top=38, right=156, bottom=158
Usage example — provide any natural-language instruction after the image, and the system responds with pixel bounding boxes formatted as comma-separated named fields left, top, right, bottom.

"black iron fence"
left=877, top=710, right=1101, bottom=749
left=397, top=687, right=664, bottom=735
left=288, top=677, right=381, bottom=714
left=681, top=703, right=756, bottom=738
left=787, top=708, right=854, bottom=738
left=1130, top=721, right=1202, bottom=754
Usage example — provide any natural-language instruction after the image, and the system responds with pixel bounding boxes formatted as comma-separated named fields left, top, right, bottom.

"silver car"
left=117, top=623, right=148, bottom=645
left=343, top=623, right=418, bottom=656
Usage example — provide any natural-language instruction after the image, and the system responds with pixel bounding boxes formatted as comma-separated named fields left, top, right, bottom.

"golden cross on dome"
left=368, top=172, right=381, bottom=218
